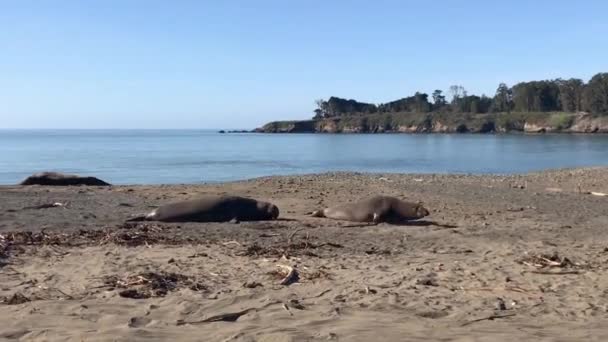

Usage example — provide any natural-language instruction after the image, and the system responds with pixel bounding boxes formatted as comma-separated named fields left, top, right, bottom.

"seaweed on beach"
left=102, top=271, right=207, bottom=299
left=1, top=293, right=31, bottom=305
left=0, top=223, right=203, bottom=260
left=237, top=240, right=344, bottom=258
left=517, top=251, right=578, bottom=269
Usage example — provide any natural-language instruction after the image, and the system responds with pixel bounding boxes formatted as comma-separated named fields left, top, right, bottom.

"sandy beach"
left=1, top=168, right=608, bottom=341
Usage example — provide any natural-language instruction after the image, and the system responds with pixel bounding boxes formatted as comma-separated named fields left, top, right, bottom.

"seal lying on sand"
left=20, top=172, right=111, bottom=186
left=128, top=195, right=280, bottom=223
left=311, top=195, right=429, bottom=224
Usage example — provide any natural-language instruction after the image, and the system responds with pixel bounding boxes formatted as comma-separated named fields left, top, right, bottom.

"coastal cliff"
left=258, top=112, right=608, bottom=134
left=257, top=72, right=608, bottom=134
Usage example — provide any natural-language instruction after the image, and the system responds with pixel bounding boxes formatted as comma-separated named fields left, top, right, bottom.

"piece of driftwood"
left=177, top=309, right=253, bottom=325
left=221, top=240, right=241, bottom=246
left=529, top=270, right=581, bottom=275
left=282, top=303, right=294, bottom=316
left=287, top=228, right=304, bottom=243
left=176, top=301, right=281, bottom=325
left=590, top=192, right=607, bottom=197
left=303, top=289, right=332, bottom=299
left=463, top=286, right=534, bottom=294
left=461, top=313, right=516, bottom=326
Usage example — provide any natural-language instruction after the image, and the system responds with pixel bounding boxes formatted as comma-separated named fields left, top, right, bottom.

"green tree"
left=557, top=78, right=584, bottom=112
left=378, top=92, right=431, bottom=113
left=432, top=89, right=447, bottom=109
left=414, top=92, right=431, bottom=112
left=583, top=73, right=608, bottom=114
left=322, top=97, right=378, bottom=117
left=476, top=95, right=493, bottom=113
left=313, top=99, right=326, bottom=119
left=449, top=85, right=467, bottom=112
left=512, top=80, right=561, bottom=112
left=492, top=83, right=512, bottom=113
left=449, top=85, right=465, bottom=102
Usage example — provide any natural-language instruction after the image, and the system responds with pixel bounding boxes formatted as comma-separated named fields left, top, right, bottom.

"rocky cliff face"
left=315, top=120, right=339, bottom=133
left=259, top=113, right=608, bottom=134
left=523, top=122, right=555, bottom=133
left=568, top=114, right=608, bottom=133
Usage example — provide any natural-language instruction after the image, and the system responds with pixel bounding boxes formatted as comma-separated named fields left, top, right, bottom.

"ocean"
left=1, top=129, right=608, bottom=185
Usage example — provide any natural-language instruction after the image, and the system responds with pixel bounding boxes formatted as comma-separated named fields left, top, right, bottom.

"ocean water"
left=1, top=129, right=608, bottom=185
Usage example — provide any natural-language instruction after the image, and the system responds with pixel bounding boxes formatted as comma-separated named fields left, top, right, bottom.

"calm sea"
left=1, top=129, right=608, bottom=185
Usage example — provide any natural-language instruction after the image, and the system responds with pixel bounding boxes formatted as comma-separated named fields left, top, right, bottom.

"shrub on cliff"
left=550, top=113, right=575, bottom=130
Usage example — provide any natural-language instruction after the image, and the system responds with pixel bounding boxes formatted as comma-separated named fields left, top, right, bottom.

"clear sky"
left=1, top=0, right=607, bottom=129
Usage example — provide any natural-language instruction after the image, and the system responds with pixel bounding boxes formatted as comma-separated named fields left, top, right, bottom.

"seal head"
left=414, top=202, right=430, bottom=219
left=257, top=201, right=280, bottom=220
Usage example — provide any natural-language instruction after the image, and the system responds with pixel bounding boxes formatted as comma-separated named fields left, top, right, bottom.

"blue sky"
left=1, top=0, right=607, bottom=129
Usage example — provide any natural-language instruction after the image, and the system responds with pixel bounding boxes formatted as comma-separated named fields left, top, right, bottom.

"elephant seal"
left=20, top=172, right=111, bottom=186
left=311, top=195, right=429, bottom=224
left=128, top=195, right=280, bottom=223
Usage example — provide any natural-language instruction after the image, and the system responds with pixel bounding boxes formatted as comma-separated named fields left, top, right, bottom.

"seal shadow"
left=393, top=220, right=458, bottom=228
left=340, top=220, right=458, bottom=229
left=274, top=218, right=298, bottom=222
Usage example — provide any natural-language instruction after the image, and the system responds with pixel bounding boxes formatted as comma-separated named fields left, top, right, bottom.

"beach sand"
left=1, top=168, right=608, bottom=341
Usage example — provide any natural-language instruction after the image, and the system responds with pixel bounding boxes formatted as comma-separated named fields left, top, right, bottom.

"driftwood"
left=176, top=301, right=281, bottom=325
left=529, top=270, right=581, bottom=275
left=461, top=313, right=516, bottom=326
left=282, top=303, right=294, bottom=316
left=303, top=289, right=332, bottom=299
left=518, top=252, right=576, bottom=269
left=463, top=286, right=535, bottom=294
left=287, top=228, right=304, bottom=243
left=177, top=309, right=253, bottom=325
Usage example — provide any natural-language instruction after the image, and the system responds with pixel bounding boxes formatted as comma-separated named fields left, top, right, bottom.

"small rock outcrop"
left=260, top=120, right=316, bottom=133
left=20, top=172, right=111, bottom=186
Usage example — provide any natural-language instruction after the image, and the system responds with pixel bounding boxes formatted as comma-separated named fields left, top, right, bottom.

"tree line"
left=313, top=72, right=608, bottom=119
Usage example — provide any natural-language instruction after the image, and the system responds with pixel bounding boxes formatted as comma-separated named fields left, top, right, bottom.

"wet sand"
left=1, top=168, right=608, bottom=341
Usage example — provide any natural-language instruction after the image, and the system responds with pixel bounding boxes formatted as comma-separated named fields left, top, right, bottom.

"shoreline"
left=3, top=166, right=608, bottom=187
left=246, top=130, right=608, bottom=135
left=2, top=167, right=608, bottom=340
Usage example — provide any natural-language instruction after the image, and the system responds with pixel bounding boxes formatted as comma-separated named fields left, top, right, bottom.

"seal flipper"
left=372, top=211, right=389, bottom=224
left=310, top=210, right=325, bottom=218
left=126, top=215, right=147, bottom=222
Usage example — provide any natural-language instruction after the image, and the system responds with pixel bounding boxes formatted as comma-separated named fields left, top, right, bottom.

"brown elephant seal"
left=20, top=172, right=111, bottom=186
left=311, top=195, right=429, bottom=224
left=128, top=195, right=280, bottom=223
